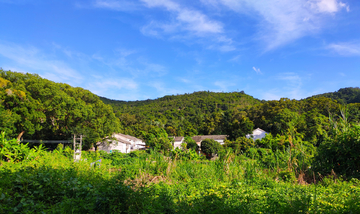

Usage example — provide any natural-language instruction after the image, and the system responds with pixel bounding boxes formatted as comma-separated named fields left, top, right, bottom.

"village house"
left=172, top=136, right=184, bottom=149
left=170, top=135, right=228, bottom=151
left=97, top=133, right=146, bottom=153
left=116, top=133, right=146, bottom=150
left=246, top=128, right=268, bottom=141
left=191, top=135, right=228, bottom=146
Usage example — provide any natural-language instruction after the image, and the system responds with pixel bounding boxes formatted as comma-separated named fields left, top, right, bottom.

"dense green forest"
left=1, top=69, right=360, bottom=213
left=101, top=87, right=360, bottom=147
left=2, top=69, right=360, bottom=149
left=100, top=91, right=261, bottom=139
left=310, top=87, right=360, bottom=104
left=0, top=69, right=120, bottom=147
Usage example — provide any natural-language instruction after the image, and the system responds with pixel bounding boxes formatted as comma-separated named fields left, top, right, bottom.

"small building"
left=191, top=135, right=228, bottom=146
left=172, top=136, right=184, bottom=149
left=246, top=128, right=268, bottom=141
left=97, top=133, right=146, bottom=153
left=97, top=137, right=131, bottom=153
left=115, top=133, right=146, bottom=150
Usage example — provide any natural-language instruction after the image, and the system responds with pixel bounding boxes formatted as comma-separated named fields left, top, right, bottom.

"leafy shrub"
left=314, top=124, right=360, bottom=179
left=224, top=137, right=254, bottom=154
left=186, top=141, right=198, bottom=151
left=201, top=139, right=222, bottom=158
left=172, top=147, right=203, bottom=161
left=278, top=170, right=297, bottom=183
left=0, top=131, right=47, bottom=162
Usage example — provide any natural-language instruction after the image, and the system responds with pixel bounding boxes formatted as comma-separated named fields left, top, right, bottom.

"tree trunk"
left=16, top=131, right=25, bottom=142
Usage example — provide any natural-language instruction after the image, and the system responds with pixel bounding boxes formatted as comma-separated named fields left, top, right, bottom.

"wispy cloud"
left=141, top=0, right=223, bottom=35
left=260, top=72, right=309, bottom=100
left=93, top=0, right=140, bottom=11
left=93, top=0, right=235, bottom=52
left=0, top=41, right=169, bottom=101
left=0, top=41, right=82, bottom=84
left=214, top=80, right=235, bottom=92
left=140, top=0, right=235, bottom=52
left=277, top=72, right=304, bottom=99
left=148, top=80, right=183, bottom=97
left=326, top=42, right=360, bottom=56
left=252, top=66, right=262, bottom=74
left=204, top=0, right=350, bottom=50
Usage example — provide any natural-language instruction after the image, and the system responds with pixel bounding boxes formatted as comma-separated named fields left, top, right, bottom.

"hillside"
left=310, top=87, right=360, bottom=104
left=2, top=69, right=360, bottom=145
left=100, top=88, right=360, bottom=144
left=100, top=91, right=262, bottom=114
left=0, top=69, right=120, bottom=147
left=100, top=91, right=262, bottom=139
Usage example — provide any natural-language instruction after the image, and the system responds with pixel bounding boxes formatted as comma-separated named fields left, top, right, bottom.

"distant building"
left=115, top=133, right=146, bottom=150
left=97, top=133, right=146, bottom=153
left=246, top=128, right=268, bottom=141
left=172, top=136, right=184, bottom=149
left=191, top=135, right=228, bottom=146
left=170, top=135, right=228, bottom=150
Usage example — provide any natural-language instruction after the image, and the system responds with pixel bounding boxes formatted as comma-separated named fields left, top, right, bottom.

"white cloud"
left=95, top=0, right=235, bottom=52
left=205, top=0, right=350, bottom=50
left=326, top=42, right=360, bottom=56
left=93, top=0, right=139, bottom=11
left=148, top=81, right=183, bottom=97
left=257, top=72, right=310, bottom=100
left=141, top=0, right=223, bottom=35
left=91, top=79, right=138, bottom=92
left=252, top=66, right=262, bottom=74
left=278, top=72, right=304, bottom=99
left=310, top=0, right=349, bottom=13
left=214, top=80, right=235, bottom=92
left=262, top=91, right=281, bottom=101
left=0, top=42, right=82, bottom=84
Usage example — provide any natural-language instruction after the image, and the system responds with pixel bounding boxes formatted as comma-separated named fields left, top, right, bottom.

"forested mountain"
left=100, top=91, right=262, bottom=139
left=0, top=69, right=120, bottom=147
left=2, top=69, right=360, bottom=149
left=310, top=87, right=360, bottom=104
left=102, top=89, right=360, bottom=145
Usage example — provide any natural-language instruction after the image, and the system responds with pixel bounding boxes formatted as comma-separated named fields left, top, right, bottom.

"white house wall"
left=97, top=141, right=130, bottom=153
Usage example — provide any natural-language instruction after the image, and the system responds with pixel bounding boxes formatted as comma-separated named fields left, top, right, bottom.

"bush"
left=314, top=124, right=360, bottom=179
left=223, top=137, right=254, bottom=154
left=200, top=139, right=222, bottom=158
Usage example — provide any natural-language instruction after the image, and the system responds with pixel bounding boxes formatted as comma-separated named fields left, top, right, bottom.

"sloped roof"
left=191, top=135, right=228, bottom=142
left=116, top=137, right=132, bottom=145
left=174, top=136, right=184, bottom=142
left=96, top=137, right=131, bottom=145
left=117, top=133, right=143, bottom=142
left=252, top=128, right=268, bottom=134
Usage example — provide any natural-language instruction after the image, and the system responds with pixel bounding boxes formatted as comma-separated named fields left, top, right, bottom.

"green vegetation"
left=311, top=87, right=360, bottom=104
left=0, top=69, right=120, bottom=148
left=1, top=129, right=360, bottom=213
left=200, top=138, right=222, bottom=158
left=100, top=90, right=260, bottom=139
left=1, top=69, right=360, bottom=212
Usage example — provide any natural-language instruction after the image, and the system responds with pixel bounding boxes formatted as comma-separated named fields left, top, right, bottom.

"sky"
left=0, top=0, right=359, bottom=101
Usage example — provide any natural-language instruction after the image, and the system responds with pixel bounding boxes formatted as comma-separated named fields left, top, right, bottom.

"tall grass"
left=1, top=134, right=360, bottom=213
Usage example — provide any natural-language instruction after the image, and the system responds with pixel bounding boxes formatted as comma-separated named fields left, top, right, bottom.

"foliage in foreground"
left=1, top=133, right=360, bottom=213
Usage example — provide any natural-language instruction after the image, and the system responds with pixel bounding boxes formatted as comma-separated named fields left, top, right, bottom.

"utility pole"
left=73, top=134, right=82, bottom=161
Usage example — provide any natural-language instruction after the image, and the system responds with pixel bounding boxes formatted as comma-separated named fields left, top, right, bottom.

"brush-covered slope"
left=0, top=69, right=120, bottom=146
left=100, top=91, right=262, bottom=138
left=310, top=87, right=360, bottom=104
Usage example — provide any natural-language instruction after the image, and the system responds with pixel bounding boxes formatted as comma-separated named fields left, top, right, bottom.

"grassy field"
left=1, top=143, right=360, bottom=214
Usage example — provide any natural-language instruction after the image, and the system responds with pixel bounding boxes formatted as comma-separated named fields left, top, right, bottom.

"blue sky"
left=0, top=0, right=359, bottom=101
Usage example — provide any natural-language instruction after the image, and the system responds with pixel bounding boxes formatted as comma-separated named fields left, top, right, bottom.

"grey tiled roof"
left=174, top=136, right=184, bottom=141
left=191, top=135, right=228, bottom=142
left=118, top=133, right=143, bottom=142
